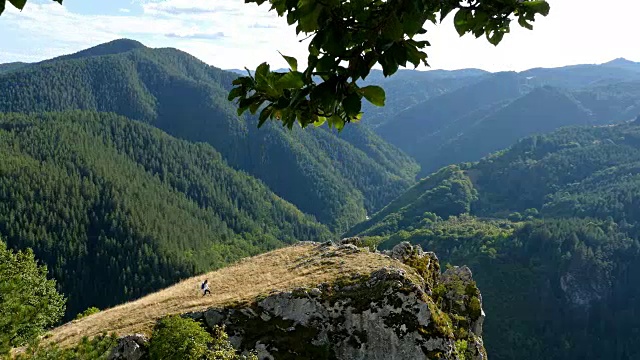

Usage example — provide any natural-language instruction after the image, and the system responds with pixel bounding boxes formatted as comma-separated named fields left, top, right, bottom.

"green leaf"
left=342, top=92, right=362, bottom=118
left=0, top=1, right=5, bottom=15
left=382, top=14, right=404, bottom=39
left=255, top=62, right=270, bottom=82
left=317, top=56, right=339, bottom=74
left=453, top=9, right=472, bottom=36
left=523, top=1, right=551, bottom=16
left=313, top=116, right=327, bottom=127
left=228, top=87, right=243, bottom=101
left=310, top=80, right=338, bottom=111
left=8, top=0, right=26, bottom=10
left=275, top=71, right=305, bottom=90
left=279, top=52, right=298, bottom=71
left=518, top=16, right=534, bottom=30
left=258, top=107, right=272, bottom=127
left=487, top=29, right=506, bottom=46
left=298, top=3, right=322, bottom=32
left=327, top=114, right=345, bottom=131
left=359, top=86, right=385, bottom=107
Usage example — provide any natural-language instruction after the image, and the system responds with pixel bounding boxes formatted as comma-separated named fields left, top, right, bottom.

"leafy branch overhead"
left=0, top=0, right=549, bottom=131
left=230, top=0, right=549, bottom=130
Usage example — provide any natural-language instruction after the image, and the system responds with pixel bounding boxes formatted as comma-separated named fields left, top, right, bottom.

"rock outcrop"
left=110, top=242, right=487, bottom=360
left=108, top=334, right=148, bottom=360
left=186, top=242, right=486, bottom=360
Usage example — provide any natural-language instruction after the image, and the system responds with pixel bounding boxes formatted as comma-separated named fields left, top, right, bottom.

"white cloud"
left=0, top=0, right=638, bottom=72
left=119, top=8, right=131, bottom=13
left=0, top=0, right=306, bottom=69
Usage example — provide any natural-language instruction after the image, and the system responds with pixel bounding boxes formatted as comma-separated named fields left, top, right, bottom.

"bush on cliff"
left=149, top=315, right=257, bottom=360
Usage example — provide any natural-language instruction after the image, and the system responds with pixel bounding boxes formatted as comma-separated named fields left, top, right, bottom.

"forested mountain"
left=348, top=122, right=640, bottom=359
left=0, top=62, right=27, bottom=74
left=376, top=59, right=640, bottom=175
left=0, top=39, right=418, bottom=232
left=0, top=111, right=331, bottom=317
left=359, top=68, right=489, bottom=127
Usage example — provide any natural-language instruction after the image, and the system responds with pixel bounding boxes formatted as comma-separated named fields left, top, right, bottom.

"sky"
left=0, top=0, right=638, bottom=72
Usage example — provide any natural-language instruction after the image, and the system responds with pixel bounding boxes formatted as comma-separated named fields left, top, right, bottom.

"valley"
left=2, top=37, right=640, bottom=360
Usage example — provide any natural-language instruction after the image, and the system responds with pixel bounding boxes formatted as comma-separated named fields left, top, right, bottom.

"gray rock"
left=107, top=334, right=148, bottom=360
left=560, top=271, right=606, bottom=308
left=191, top=264, right=482, bottom=360
left=338, top=243, right=360, bottom=253
left=390, top=241, right=423, bottom=261
left=320, top=240, right=335, bottom=248
left=203, top=308, right=225, bottom=328
left=295, top=241, right=319, bottom=247
left=114, top=244, right=487, bottom=360
left=339, top=237, right=363, bottom=247
left=442, top=266, right=473, bottom=283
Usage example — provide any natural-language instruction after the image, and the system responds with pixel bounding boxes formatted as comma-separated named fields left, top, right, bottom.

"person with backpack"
left=201, top=279, right=211, bottom=296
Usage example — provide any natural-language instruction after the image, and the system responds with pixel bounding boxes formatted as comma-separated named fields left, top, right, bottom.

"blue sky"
left=0, top=0, right=638, bottom=72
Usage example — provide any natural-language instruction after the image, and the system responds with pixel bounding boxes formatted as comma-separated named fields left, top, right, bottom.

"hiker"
left=201, top=279, right=211, bottom=296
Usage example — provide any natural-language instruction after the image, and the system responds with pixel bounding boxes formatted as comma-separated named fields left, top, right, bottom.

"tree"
left=0, top=0, right=550, bottom=130
left=148, top=315, right=257, bottom=360
left=0, top=239, right=66, bottom=355
left=231, top=0, right=550, bottom=130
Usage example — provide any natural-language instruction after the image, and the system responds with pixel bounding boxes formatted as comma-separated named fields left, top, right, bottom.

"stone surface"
left=339, top=237, right=364, bottom=247
left=185, top=243, right=487, bottom=360
left=107, top=334, right=148, bottom=360
left=111, top=243, right=487, bottom=360
left=390, top=241, right=419, bottom=261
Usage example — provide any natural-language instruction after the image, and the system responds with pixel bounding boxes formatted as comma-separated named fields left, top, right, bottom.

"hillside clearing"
left=46, top=243, right=418, bottom=348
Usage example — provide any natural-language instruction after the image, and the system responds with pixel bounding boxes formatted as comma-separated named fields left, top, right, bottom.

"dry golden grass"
left=46, top=243, right=416, bottom=348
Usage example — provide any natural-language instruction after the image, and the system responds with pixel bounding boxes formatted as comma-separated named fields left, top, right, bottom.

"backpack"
left=201, top=282, right=205, bottom=290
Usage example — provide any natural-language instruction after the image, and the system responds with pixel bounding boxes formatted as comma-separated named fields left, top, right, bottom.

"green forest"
left=2, top=38, right=640, bottom=360
left=0, top=39, right=418, bottom=232
left=0, top=110, right=331, bottom=316
left=351, top=123, right=640, bottom=359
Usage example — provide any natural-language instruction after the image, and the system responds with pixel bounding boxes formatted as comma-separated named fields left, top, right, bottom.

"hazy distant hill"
left=0, top=62, right=28, bottom=74
left=375, top=60, right=640, bottom=175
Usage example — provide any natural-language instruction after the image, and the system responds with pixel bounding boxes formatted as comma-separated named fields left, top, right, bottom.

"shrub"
left=16, top=333, right=118, bottom=360
left=0, top=240, right=66, bottom=355
left=148, top=315, right=257, bottom=360
left=149, top=316, right=211, bottom=360
left=75, top=307, right=100, bottom=320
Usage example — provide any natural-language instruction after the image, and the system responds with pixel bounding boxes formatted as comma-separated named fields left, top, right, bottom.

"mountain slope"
left=0, top=111, right=331, bottom=317
left=602, top=58, right=640, bottom=73
left=378, top=71, right=526, bottom=150
left=358, top=121, right=640, bottom=234
left=0, top=62, right=28, bottom=74
left=348, top=122, right=640, bottom=360
left=376, top=61, right=640, bottom=176
left=46, top=242, right=488, bottom=360
left=521, top=62, right=640, bottom=88
left=359, top=68, right=489, bottom=128
left=0, top=39, right=418, bottom=232
left=416, top=86, right=596, bottom=173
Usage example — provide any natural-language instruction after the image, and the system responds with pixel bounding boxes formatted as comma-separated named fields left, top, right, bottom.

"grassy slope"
left=47, top=244, right=417, bottom=347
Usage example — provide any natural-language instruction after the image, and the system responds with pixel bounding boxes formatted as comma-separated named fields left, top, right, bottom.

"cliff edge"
left=49, top=241, right=487, bottom=360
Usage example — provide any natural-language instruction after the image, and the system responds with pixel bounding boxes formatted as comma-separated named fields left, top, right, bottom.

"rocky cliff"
left=108, top=241, right=487, bottom=360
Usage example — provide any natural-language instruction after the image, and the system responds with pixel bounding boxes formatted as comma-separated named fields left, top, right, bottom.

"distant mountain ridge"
left=374, top=58, right=640, bottom=175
